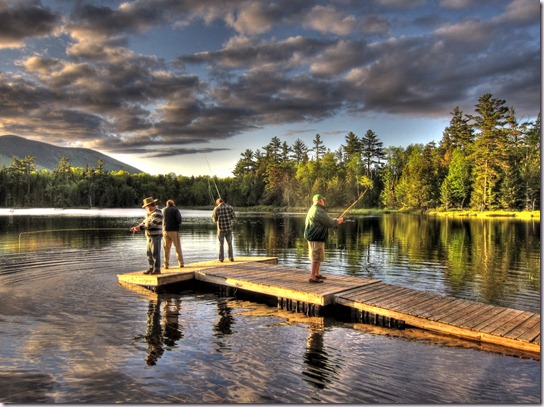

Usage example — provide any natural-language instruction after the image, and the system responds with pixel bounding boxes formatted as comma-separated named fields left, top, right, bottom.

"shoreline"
left=0, top=206, right=539, bottom=220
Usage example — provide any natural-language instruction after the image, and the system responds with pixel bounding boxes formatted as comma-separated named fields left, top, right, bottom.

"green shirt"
left=304, top=203, right=338, bottom=242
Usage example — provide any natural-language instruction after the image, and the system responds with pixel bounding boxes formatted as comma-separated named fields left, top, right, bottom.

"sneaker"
left=143, top=269, right=152, bottom=274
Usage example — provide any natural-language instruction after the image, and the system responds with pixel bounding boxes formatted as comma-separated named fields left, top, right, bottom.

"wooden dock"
left=117, top=258, right=540, bottom=356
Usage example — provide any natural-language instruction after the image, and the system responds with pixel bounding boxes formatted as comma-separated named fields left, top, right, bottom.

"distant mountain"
left=0, top=135, right=142, bottom=173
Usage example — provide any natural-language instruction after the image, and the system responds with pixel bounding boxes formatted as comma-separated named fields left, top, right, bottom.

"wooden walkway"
left=117, top=258, right=540, bottom=356
left=335, top=283, right=540, bottom=355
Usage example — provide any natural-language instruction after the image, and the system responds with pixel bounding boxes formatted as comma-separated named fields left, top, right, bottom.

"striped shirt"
left=212, top=203, right=236, bottom=232
left=139, top=207, right=163, bottom=236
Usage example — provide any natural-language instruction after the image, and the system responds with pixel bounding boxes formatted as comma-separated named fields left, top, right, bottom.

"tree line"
left=0, top=93, right=540, bottom=211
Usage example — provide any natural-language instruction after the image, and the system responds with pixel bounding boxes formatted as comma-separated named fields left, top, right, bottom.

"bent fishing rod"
left=339, top=189, right=369, bottom=219
left=204, top=154, right=222, bottom=200
left=339, top=177, right=374, bottom=219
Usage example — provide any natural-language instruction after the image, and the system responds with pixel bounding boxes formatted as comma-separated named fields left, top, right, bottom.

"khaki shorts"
left=308, top=241, right=325, bottom=262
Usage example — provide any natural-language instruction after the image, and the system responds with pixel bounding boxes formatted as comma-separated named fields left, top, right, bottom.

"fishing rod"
left=339, top=176, right=374, bottom=219
left=204, top=154, right=221, bottom=200
left=206, top=178, right=216, bottom=205
left=339, top=189, right=369, bottom=219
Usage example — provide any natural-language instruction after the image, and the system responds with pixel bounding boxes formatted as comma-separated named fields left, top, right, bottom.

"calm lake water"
left=0, top=208, right=540, bottom=403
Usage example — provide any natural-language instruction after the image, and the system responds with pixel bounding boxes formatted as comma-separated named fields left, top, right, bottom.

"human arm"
left=315, top=206, right=340, bottom=229
left=211, top=206, right=218, bottom=223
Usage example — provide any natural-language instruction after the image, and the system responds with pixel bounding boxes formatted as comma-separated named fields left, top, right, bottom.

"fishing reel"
left=340, top=217, right=356, bottom=223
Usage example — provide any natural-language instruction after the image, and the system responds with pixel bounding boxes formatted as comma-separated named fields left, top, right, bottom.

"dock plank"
left=504, top=314, right=540, bottom=340
left=430, top=299, right=475, bottom=321
left=376, top=291, right=432, bottom=310
left=456, top=305, right=508, bottom=330
left=491, top=312, right=536, bottom=336
left=416, top=297, right=463, bottom=319
left=401, top=295, right=444, bottom=316
left=517, top=323, right=541, bottom=343
left=442, top=303, right=494, bottom=326
left=474, top=309, right=524, bottom=332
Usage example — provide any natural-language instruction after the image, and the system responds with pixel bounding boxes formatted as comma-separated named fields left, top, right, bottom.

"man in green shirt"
left=304, top=194, right=344, bottom=283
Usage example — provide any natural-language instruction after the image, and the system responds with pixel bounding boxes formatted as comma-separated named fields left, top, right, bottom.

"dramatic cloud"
left=0, top=0, right=59, bottom=48
left=0, top=0, right=539, bottom=174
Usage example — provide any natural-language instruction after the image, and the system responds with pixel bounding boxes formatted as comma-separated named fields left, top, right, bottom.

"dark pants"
left=146, top=234, right=162, bottom=271
left=217, top=230, right=233, bottom=261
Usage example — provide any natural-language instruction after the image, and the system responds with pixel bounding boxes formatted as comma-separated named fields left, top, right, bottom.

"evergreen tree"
left=467, top=93, right=510, bottom=210
left=343, top=131, right=360, bottom=162
left=233, top=149, right=255, bottom=177
left=360, top=129, right=385, bottom=177
left=312, top=133, right=327, bottom=160
left=291, top=138, right=309, bottom=163
left=500, top=108, right=524, bottom=209
left=441, top=148, right=471, bottom=209
left=519, top=114, right=541, bottom=211
left=280, top=141, right=291, bottom=162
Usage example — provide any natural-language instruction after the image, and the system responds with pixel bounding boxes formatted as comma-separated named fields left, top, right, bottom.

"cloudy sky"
left=0, top=0, right=540, bottom=176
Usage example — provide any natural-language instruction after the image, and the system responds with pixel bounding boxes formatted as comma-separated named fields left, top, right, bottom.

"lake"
left=0, top=208, right=540, bottom=403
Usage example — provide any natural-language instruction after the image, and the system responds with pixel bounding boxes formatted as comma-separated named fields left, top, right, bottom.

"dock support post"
left=276, top=297, right=320, bottom=316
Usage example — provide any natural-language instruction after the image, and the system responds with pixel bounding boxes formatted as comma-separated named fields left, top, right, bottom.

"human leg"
left=308, top=241, right=325, bottom=283
left=163, top=232, right=172, bottom=268
left=171, top=231, right=184, bottom=266
left=217, top=232, right=225, bottom=261
left=225, top=231, right=234, bottom=261
left=145, top=236, right=154, bottom=273
left=150, top=235, right=162, bottom=273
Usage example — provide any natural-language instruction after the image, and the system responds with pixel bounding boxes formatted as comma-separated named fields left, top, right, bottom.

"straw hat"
left=142, top=197, right=158, bottom=208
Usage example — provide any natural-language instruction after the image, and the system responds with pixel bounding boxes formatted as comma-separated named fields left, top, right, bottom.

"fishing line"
left=19, top=228, right=132, bottom=246
left=207, top=177, right=216, bottom=205
left=204, top=154, right=221, bottom=200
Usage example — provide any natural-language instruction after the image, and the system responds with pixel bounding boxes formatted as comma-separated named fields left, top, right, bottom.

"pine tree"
left=467, top=93, right=510, bottom=210
left=312, top=133, right=327, bottom=160
left=291, top=138, right=309, bottom=163
left=360, top=129, right=385, bottom=177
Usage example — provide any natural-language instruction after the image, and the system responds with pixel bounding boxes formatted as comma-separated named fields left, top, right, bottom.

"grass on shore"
left=201, top=206, right=539, bottom=220
left=426, top=209, right=540, bottom=220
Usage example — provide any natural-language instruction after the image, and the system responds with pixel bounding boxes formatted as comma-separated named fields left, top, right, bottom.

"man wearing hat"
left=130, top=197, right=164, bottom=274
left=304, top=194, right=344, bottom=283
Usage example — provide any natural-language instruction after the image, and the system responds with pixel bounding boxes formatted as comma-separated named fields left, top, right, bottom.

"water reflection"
left=1, top=211, right=539, bottom=313
left=214, top=298, right=234, bottom=338
left=302, top=320, right=335, bottom=390
left=143, top=295, right=184, bottom=366
left=0, top=210, right=540, bottom=403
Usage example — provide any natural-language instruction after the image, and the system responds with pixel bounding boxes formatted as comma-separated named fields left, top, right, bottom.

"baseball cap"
left=312, top=194, right=325, bottom=202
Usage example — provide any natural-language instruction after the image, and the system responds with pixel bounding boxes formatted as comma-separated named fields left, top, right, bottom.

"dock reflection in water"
left=0, top=210, right=540, bottom=403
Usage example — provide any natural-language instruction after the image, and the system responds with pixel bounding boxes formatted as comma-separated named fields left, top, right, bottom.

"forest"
left=0, top=93, right=540, bottom=212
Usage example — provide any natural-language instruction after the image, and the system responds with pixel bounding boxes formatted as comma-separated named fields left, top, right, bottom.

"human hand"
left=337, top=217, right=344, bottom=224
